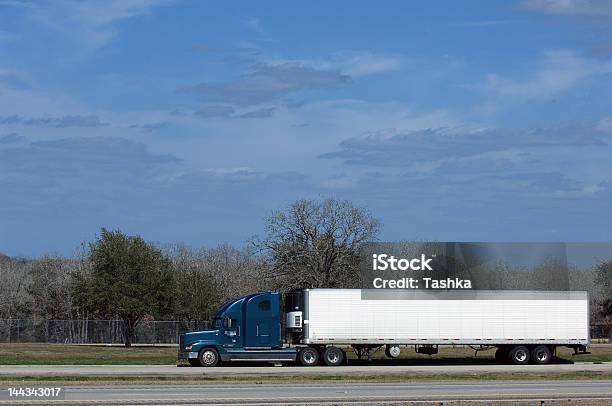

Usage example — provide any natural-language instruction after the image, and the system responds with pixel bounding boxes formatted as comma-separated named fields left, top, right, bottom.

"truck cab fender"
left=189, top=341, right=227, bottom=357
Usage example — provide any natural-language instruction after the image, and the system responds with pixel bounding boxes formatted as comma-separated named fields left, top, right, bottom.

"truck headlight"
left=185, top=344, right=192, bottom=350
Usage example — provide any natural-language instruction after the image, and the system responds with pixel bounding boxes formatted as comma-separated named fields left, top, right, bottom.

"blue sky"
left=1, top=0, right=612, bottom=257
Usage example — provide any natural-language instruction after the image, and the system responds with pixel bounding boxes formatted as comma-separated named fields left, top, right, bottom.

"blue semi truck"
left=178, top=289, right=589, bottom=367
left=179, top=291, right=301, bottom=367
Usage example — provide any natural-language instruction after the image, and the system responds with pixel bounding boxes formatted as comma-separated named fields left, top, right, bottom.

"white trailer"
left=285, top=289, right=590, bottom=366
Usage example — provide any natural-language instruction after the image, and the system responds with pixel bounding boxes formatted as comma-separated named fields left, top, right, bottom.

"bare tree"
left=594, top=260, right=612, bottom=341
left=167, top=243, right=223, bottom=329
left=254, top=198, right=380, bottom=290
left=0, top=256, right=30, bottom=319
left=206, top=244, right=268, bottom=301
left=166, top=242, right=268, bottom=328
left=28, top=256, right=75, bottom=320
left=0, top=256, right=30, bottom=342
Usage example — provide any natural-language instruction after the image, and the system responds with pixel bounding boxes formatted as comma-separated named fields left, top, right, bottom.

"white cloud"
left=205, top=167, right=263, bottom=179
left=330, top=52, right=404, bottom=77
left=452, top=20, right=527, bottom=27
left=597, top=117, right=612, bottom=132
left=520, top=0, right=612, bottom=17
left=180, top=62, right=351, bottom=106
left=319, top=121, right=612, bottom=201
left=485, top=49, right=612, bottom=99
left=0, top=0, right=32, bottom=7
left=263, top=51, right=403, bottom=78
left=23, top=0, right=169, bottom=52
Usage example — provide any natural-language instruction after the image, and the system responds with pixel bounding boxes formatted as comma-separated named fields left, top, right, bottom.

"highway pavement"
left=0, top=362, right=610, bottom=377
left=0, top=381, right=611, bottom=404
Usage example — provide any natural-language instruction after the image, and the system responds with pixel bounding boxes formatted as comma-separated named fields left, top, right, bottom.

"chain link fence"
left=592, top=322, right=612, bottom=343
left=0, top=319, right=209, bottom=344
left=0, top=319, right=608, bottom=344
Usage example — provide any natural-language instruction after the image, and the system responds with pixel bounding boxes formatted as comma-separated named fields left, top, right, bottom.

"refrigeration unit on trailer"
left=178, top=288, right=589, bottom=367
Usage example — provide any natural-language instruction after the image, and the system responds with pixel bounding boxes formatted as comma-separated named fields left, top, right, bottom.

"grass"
left=0, top=343, right=609, bottom=365
left=0, top=343, right=175, bottom=365
left=0, top=371, right=611, bottom=386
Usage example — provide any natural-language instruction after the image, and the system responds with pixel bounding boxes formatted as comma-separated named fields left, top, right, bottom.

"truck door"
left=244, top=293, right=281, bottom=349
left=221, top=315, right=241, bottom=348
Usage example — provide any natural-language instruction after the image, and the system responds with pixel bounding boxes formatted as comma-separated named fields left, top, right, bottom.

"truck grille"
left=178, top=333, right=185, bottom=357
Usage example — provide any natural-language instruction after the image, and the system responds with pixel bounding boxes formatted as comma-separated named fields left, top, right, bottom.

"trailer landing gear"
left=570, top=345, right=591, bottom=356
left=351, top=345, right=381, bottom=361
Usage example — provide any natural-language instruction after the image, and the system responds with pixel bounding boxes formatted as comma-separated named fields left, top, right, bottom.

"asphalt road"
left=1, top=381, right=611, bottom=404
left=0, top=362, right=610, bottom=377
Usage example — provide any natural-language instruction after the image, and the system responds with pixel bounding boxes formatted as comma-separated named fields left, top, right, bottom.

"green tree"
left=255, top=198, right=380, bottom=290
left=71, top=229, right=175, bottom=347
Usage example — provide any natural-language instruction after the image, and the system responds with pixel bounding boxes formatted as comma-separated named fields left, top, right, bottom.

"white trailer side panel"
left=304, top=289, right=588, bottom=345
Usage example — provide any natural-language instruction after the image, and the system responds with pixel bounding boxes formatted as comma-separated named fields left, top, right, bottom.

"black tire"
left=198, top=347, right=220, bottom=367
left=509, top=346, right=530, bottom=365
left=322, top=346, right=345, bottom=366
left=298, top=347, right=319, bottom=366
left=531, top=345, right=552, bottom=364
left=494, top=347, right=508, bottom=364
left=188, top=358, right=202, bottom=367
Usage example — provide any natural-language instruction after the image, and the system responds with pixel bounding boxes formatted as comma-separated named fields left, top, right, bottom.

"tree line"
left=0, top=198, right=610, bottom=346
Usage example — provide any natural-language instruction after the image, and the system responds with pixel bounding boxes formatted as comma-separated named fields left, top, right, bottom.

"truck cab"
left=178, top=291, right=297, bottom=366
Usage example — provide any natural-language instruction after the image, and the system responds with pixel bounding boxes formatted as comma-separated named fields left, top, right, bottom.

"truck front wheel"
left=322, top=346, right=345, bottom=366
left=509, top=346, right=530, bottom=365
left=298, top=347, right=319, bottom=366
left=531, top=345, right=552, bottom=364
left=199, top=347, right=220, bottom=367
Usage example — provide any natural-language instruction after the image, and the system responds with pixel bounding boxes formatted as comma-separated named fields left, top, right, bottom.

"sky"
left=1, top=0, right=612, bottom=257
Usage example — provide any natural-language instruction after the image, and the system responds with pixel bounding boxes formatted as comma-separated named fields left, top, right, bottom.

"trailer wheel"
left=322, top=346, right=344, bottom=366
left=298, top=347, right=319, bottom=366
left=531, top=345, right=552, bottom=364
left=509, top=346, right=530, bottom=365
left=198, top=347, right=220, bottom=367
left=385, top=345, right=401, bottom=358
left=494, top=347, right=508, bottom=364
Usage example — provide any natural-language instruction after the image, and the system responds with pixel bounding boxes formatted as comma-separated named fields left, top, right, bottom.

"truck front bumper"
left=177, top=350, right=199, bottom=360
